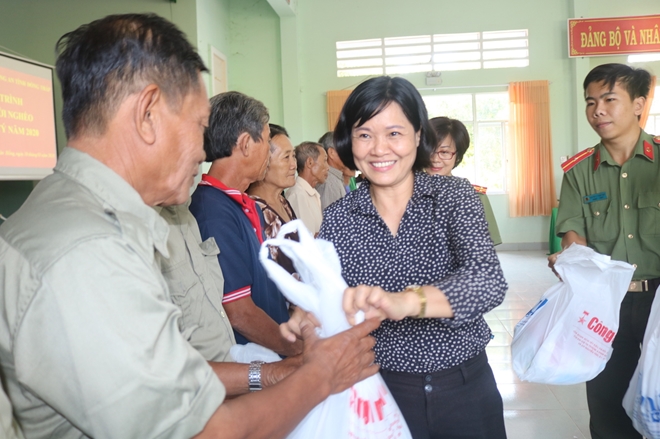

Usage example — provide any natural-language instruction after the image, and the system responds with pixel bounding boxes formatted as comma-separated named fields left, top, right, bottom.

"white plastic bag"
left=511, top=243, right=634, bottom=385
left=258, top=220, right=412, bottom=439
left=623, top=285, right=660, bottom=438
left=230, top=342, right=281, bottom=363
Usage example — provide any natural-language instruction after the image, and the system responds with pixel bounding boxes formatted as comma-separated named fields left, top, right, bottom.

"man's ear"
left=236, top=132, right=252, bottom=157
left=633, top=96, right=646, bottom=117
left=135, top=84, right=161, bottom=145
left=306, top=156, right=315, bottom=170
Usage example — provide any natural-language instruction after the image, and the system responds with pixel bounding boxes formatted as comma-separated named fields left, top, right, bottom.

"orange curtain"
left=508, top=80, right=557, bottom=217
left=640, top=75, right=657, bottom=129
left=326, top=90, right=353, bottom=131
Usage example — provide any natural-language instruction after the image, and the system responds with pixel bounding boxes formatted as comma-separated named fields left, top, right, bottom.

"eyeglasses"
left=433, top=150, right=457, bottom=160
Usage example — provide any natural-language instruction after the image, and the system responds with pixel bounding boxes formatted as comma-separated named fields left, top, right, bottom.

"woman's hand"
left=343, top=285, right=419, bottom=325
left=280, top=306, right=321, bottom=342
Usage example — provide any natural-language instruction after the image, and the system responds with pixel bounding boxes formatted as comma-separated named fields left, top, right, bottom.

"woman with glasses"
left=427, top=117, right=502, bottom=246
left=284, top=76, right=508, bottom=438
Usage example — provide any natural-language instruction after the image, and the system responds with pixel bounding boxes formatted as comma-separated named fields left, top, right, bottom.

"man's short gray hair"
left=295, top=141, right=322, bottom=173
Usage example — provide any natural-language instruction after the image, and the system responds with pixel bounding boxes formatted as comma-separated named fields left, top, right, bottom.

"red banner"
left=568, top=15, right=660, bottom=58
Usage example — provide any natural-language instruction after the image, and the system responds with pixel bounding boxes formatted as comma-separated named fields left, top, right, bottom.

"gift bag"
left=258, top=220, right=412, bottom=439
left=230, top=342, right=281, bottom=363
left=511, top=244, right=634, bottom=385
left=623, top=285, right=660, bottom=438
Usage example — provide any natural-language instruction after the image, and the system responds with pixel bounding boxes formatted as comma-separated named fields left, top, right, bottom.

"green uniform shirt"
left=156, top=203, right=236, bottom=362
left=478, top=193, right=502, bottom=246
left=0, top=147, right=225, bottom=439
left=556, top=130, right=660, bottom=280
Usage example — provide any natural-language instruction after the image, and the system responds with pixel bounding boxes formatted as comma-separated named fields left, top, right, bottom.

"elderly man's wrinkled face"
left=310, top=146, right=329, bottom=184
left=157, top=79, right=209, bottom=206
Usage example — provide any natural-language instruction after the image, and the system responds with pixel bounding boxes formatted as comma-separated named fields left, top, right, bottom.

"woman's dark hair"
left=583, top=63, right=651, bottom=100
left=428, top=117, right=470, bottom=168
left=333, top=76, right=436, bottom=171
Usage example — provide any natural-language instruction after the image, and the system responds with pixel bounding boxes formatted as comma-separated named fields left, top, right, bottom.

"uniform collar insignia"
left=643, top=140, right=654, bottom=160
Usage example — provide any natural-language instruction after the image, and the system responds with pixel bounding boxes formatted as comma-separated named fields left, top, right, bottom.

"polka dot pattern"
left=319, top=172, right=508, bottom=373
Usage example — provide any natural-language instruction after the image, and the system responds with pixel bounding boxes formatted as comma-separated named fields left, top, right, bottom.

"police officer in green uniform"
left=427, top=116, right=502, bottom=246
left=551, top=63, right=659, bottom=439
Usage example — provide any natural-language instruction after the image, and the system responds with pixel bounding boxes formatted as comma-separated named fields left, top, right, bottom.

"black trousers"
left=587, top=288, right=657, bottom=439
left=381, top=351, right=506, bottom=439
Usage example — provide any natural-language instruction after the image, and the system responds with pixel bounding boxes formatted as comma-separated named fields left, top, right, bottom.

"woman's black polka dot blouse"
left=319, top=172, right=508, bottom=373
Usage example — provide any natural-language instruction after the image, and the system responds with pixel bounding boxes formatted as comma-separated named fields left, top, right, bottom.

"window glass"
left=423, top=92, right=508, bottom=193
left=424, top=94, right=472, bottom=121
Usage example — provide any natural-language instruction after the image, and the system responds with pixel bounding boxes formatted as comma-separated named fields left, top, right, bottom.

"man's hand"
left=301, top=317, right=380, bottom=395
left=547, top=251, right=562, bottom=279
left=197, top=317, right=380, bottom=439
left=548, top=231, right=587, bottom=279
left=224, top=297, right=303, bottom=357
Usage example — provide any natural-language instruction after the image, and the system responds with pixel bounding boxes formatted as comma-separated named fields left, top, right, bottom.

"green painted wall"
left=295, top=0, right=575, bottom=247
left=1, top=0, right=658, bottom=245
left=235, top=0, right=660, bottom=247
left=227, top=0, right=283, bottom=125
left=0, top=0, right=199, bottom=219
left=196, top=0, right=231, bottom=95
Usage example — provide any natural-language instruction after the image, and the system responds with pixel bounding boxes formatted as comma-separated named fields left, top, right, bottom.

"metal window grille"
left=336, top=30, right=529, bottom=78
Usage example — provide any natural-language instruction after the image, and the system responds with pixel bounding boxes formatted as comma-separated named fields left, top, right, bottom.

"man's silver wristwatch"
left=248, top=360, right=265, bottom=391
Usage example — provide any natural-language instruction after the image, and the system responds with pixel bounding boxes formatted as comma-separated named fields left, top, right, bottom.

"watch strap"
left=248, top=360, right=265, bottom=391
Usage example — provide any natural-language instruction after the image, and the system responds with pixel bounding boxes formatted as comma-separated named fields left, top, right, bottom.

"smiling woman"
left=319, top=75, right=508, bottom=439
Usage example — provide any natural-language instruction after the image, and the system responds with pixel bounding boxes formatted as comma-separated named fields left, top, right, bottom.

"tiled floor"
left=488, top=250, right=592, bottom=439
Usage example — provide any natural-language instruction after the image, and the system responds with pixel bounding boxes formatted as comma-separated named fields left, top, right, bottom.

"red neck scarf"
left=198, top=174, right=264, bottom=244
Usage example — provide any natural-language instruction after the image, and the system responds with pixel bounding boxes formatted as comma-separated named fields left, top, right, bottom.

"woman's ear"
left=416, top=131, right=421, bottom=148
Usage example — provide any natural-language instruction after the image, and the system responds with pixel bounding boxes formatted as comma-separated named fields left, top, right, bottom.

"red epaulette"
left=561, top=147, right=595, bottom=173
left=472, top=184, right=487, bottom=195
left=643, top=140, right=654, bottom=160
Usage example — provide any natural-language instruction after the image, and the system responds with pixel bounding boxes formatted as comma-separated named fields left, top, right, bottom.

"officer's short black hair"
left=56, top=13, right=207, bottom=140
left=583, top=63, right=651, bottom=101
left=428, top=117, right=470, bottom=169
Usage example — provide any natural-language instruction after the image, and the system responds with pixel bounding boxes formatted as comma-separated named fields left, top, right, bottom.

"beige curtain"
left=326, top=90, right=353, bottom=131
left=508, top=80, right=557, bottom=217
left=640, top=75, right=657, bottom=129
